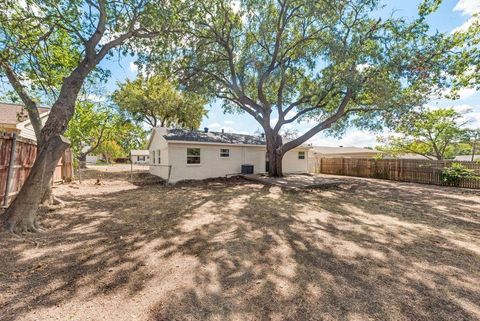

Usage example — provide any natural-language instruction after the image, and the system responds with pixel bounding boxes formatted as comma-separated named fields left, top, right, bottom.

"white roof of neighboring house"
left=131, top=150, right=150, bottom=156
left=392, top=154, right=431, bottom=160
left=454, top=155, right=480, bottom=161
left=311, top=146, right=381, bottom=155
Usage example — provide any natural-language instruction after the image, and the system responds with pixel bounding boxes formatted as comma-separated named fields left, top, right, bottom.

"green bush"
left=440, top=163, right=478, bottom=186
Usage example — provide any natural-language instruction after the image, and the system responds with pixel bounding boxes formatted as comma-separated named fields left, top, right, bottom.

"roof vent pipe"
left=204, top=127, right=209, bottom=132
left=221, top=129, right=224, bottom=133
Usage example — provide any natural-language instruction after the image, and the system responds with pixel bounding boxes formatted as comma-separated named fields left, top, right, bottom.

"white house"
left=130, top=150, right=150, bottom=164
left=308, top=146, right=382, bottom=172
left=0, top=102, right=50, bottom=141
left=454, top=155, right=480, bottom=162
left=148, top=127, right=311, bottom=183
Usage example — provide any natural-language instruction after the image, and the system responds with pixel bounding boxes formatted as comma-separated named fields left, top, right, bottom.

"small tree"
left=379, top=108, right=468, bottom=160
left=149, top=0, right=476, bottom=176
left=112, top=76, right=207, bottom=129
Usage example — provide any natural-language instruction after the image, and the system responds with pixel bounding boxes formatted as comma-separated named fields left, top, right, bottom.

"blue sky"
left=100, top=0, right=480, bottom=147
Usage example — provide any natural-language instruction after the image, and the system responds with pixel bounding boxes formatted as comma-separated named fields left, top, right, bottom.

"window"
left=138, top=155, right=146, bottom=161
left=187, top=148, right=201, bottom=164
left=298, top=151, right=305, bottom=160
left=151, top=151, right=155, bottom=164
left=220, top=148, right=230, bottom=158
left=157, top=150, right=161, bottom=164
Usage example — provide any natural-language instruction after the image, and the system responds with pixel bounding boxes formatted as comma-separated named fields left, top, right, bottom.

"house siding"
left=148, top=128, right=310, bottom=183
left=167, top=143, right=265, bottom=183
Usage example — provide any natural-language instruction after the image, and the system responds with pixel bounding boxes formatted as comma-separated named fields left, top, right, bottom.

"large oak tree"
left=0, top=0, right=172, bottom=233
left=149, top=0, right=478, bottom=176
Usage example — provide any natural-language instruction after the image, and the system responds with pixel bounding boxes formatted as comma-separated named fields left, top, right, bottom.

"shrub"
left=440, top=163, right=479, bottom=186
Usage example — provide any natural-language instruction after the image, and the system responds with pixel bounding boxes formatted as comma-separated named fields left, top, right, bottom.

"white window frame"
left=220, top=148, right=230, bottom=158
left=298, top=151, right=306, bottom=160
left=138, top=155, right=146, bottom=161
left=157, top=150, right=161, bottom=164
left=187, top=148, right=201, bottom=164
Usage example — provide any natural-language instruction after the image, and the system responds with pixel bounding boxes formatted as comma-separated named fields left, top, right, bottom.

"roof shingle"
left=0, top=102, right=50, bottom=125
left=164, top=128, right=266, bottom=145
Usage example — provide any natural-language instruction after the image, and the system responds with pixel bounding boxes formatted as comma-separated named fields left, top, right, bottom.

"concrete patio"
left=239, top=173, right=348, bottom=190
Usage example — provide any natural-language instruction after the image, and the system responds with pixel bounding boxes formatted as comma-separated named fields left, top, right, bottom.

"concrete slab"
left=239, top=173, right=347, bottom=190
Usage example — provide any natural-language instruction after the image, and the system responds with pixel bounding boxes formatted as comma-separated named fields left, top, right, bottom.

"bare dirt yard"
left=1, top=165, right=479, bottom=321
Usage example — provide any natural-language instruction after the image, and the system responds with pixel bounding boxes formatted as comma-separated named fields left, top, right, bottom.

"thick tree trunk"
left=1, top=136, right=70, bottom=232
left=266, top=132, right=284, bottom=177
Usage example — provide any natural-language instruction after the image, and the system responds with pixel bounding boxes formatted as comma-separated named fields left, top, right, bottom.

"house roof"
left=164, top=128, right=266, bottom=146
left=0, top=102, right=50, bottom=126
left=130, top=150, right=149, bottom=156
left=454, top=155, right=480, bottom=161
left=312, top=146, right=381, bottom=155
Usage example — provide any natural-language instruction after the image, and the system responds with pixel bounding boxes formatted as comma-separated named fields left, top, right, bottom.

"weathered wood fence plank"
left=315, top=157, right=480, bottom=189
left=0, top=135, right=73, bottom=206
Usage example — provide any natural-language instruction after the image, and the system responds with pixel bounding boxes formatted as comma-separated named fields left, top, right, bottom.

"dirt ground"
left=1, top=165, right=479, bottom=321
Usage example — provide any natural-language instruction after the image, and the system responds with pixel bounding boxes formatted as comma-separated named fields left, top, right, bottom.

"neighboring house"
left=0, top=102, right=50, bottom=141
left=130, top=150, right=150, bottom=164
left=454, top=155, right=480, bottom=162
left=308, top=146, right=382, bottom=172
left=386, top=153, right=431, bottom=160
left=148, top=127, right=311, bottom=183
left=311, top=146, right=382, bottom=158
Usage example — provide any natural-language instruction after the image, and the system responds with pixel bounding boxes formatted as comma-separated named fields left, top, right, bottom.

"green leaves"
left=379, top=108, right=469, bottom=160
left=112, top=75, right=207, bottom=129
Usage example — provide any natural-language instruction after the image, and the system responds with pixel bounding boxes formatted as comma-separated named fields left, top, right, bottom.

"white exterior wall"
left=86, top=155, right=98, bottom=164
left=149, top=132, right=171, bottom=180
left=131, top=155, right=149, bottom=164
left=148, top=128, right=310, bottom=183
left=16, top=113, right=49, bottom=141
left=283, top=148, right=309, bottom=173
left=167, top=143, right=266, bottom=183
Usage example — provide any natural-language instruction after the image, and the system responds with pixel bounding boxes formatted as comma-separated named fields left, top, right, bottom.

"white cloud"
left=223, top=120, right=234, bottom=125
left=307, top=130, right=379, bottom=148
left=207, top=122, right=222, bottom=129
left=457, top=87, right=477, bottom=100
left=452, top=0, right=480, bottom=33
left=454, top=0, right=480, bottom=16
left=129, top=61, right=138, bottom=72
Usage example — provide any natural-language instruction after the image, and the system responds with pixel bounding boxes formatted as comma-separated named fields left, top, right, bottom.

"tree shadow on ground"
left=0, top=171, right=479, bottom=321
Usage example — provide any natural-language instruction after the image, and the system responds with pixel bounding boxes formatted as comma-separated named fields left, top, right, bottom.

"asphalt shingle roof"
left=164, top=128, right=266, bottom=145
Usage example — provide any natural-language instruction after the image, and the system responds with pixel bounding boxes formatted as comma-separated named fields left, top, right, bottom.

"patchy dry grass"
left=1, top=166, right=479, bottom=321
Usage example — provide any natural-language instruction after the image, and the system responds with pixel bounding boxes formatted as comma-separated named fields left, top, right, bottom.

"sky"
left=99, top=0, right=480, bottom=148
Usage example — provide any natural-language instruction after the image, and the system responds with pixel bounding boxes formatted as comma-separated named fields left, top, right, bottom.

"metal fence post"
left=3, top=133, right=17, bottom=207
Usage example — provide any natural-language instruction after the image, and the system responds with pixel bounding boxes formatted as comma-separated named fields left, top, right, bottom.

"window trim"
left=157, top=150, right=161, bottom=164
left=220, top=148, right=230, bottom=158
left=138, top=155, right=146, bottom=161
left=298, top=151, right=306, bottom=160
left=187, top=148, right=201, bottom=164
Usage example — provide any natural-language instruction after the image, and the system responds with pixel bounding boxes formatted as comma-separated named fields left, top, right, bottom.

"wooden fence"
left=314, top=157, right=480, bottom=189
left=0, top=134, right=73, bottom=207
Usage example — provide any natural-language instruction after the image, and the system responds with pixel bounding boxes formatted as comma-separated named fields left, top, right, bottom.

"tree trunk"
left=1, top=136, right=70, bottom=233
left=266, top=132, right=284, bottom=177
left=77, top=153, right=88, bottom=168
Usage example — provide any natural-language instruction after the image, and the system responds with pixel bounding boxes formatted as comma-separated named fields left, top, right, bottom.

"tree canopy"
left=0, top=0, right=175, bottom=233
left=65, top=101, right=147, bottom=166
left=112, top=76, right=207, bottom=129
left=378, top=108, right=468, bottom=160
left=145, top=0, right=479, bottom=175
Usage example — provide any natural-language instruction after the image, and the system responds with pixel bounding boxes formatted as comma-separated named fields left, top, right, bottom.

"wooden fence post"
left=3, top=133, right=17, bottom=207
